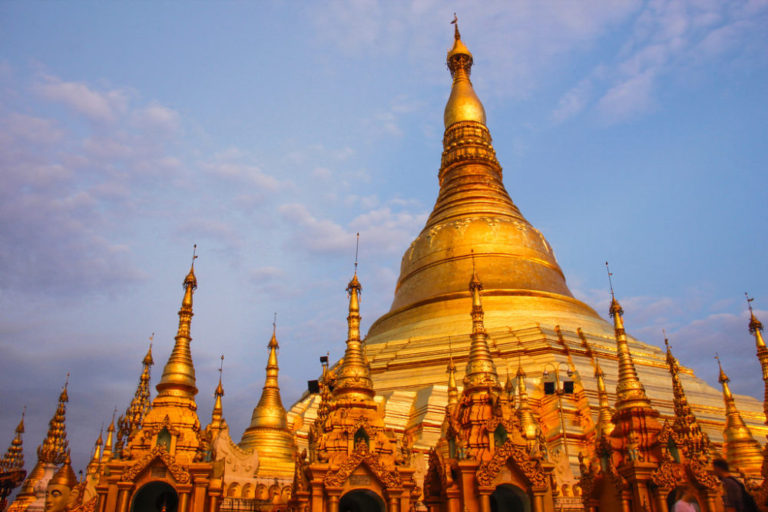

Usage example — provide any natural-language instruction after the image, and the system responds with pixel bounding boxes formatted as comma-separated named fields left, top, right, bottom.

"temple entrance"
left=130, top=481, right=178, bottom=512
left=491, top=484, right=530, bottom=512
left=667, top=489, right=701, bottom=512
left=338, top=489, right=385, bottom=512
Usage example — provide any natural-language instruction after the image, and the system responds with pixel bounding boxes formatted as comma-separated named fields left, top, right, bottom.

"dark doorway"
left=130, top=481, right=178, bottom=512
left=339, top=489, right=385, bottom=512
left=667, top=488, right=701, bottom=512
left=491, top=484, right=530, bottom=512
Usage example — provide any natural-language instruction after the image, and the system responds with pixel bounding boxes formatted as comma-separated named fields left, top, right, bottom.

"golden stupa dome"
left=366, top=24, right=604, bottom=345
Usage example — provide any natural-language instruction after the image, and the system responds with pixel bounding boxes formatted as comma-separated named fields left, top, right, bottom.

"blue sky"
left=1, top=1, right=766, bottom=473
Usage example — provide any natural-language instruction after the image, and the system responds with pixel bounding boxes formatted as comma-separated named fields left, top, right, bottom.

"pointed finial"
left=191, top=244, right=198, bottom=268
left=354, top=232, right=360, bottom=275
left=715, top=353, right=729, bottom=384
left=451, top=13, right=460, bottom=40
left=18, top=406, right=26, bottom=434
left=746, top=293, right=764, bottom=336
left=605, top=262, right=624, bottom=319
left=605, top=261, right=615, bottom=299
left=216, top=353, right=225, bottom=396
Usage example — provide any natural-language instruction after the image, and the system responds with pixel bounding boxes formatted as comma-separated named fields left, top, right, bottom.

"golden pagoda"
left=7, top=17, right=768, bottom=512
left=285, top=19, right=768, bottom=505
left=10, top=378, right=70, bottom=512
left=0, top=410, right=27, bottom=511
left=209, top=322, right=296, bottom=508
left=716, top=356, right=763, bottom=480
left=291, top=269, right=419, bottom=512
left=92, top=256, right=219, bottom=512
left=423, top=267, right=555, bottom=511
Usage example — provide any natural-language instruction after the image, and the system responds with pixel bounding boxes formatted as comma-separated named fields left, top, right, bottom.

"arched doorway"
left=491, top=484, right=531, bottom=512
left=338, top=489, right=385, bottom=512
left=667, top=488, right=701, bottom=512
left=130, top=481, right=178, bottom=512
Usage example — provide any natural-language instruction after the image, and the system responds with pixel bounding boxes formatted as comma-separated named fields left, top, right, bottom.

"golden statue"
left=44, top=456, right=77, bottom=512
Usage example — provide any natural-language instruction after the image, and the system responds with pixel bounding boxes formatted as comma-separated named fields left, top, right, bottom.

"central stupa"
left=289, top=23, right=767, bottom=492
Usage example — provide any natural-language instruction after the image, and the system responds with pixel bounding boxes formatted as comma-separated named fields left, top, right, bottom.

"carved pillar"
left=654, top=489, right=669, bottom=512
left=478, top=492, right=490, bottom=512
left=326, top=487, right=342, bottom=512
left=115, top=482, right=133, bottom=512
left=620, top=491, right=632, bottom=512
left=532, top=492, right=545, bottom=512
left=445, top=487, right=460, bottom=512
left=310, top=481, right=324, bottom=512
left=388, top=494, right=398, bottom=512
left=177, top=490, right=191, bottom=512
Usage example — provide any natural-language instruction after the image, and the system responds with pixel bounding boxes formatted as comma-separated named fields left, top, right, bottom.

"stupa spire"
left=463, top=257, right=499, bottom=391
left=37, top=375, right=69, bottom=465
left=102, top=410, right=116, bottom=463
left=446, top=342, right=459, bottom=409
left=209, top=355, right=225, bottom=432
left=746, top=294, right=768, bottom=422
left=88, top=427, right=103, bottom=471
left=333, top=235, right=375, bottom=401
left=444, top=14, right=486, bottom=128
left=117, top=338, right=154, bottom=453
left=606, top=263, right=652, bottom=411
left=156, top=246, right=199, bottom=399
left=716, top=355, right=763, bottom=475
left=665, top=337, right=710, bottom=455
left=516, top=364, right=537, bottom=440
left=2, top=408, right=25, bottom=470
left=594, top=360, right=614, bottom=437
left=241, top=319, right=292, bottom=451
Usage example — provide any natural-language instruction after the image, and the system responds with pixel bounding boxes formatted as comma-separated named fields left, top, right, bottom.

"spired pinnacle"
left=117, top=341, right=154, bottom=454
left=1, top=408, right=25, bottom=470
left=333, top=243, right=375, bottom=401
left=156, top=248, right=199, bottom=399
left=444, top=14, right=486, bottom=128
left=37, top=376, right=70, bottom=465
left=209, top=355, right=225, bottom=431
left=604, top=266, right=652, bottom=411
left=463, top=265, right=499, bottom=391
left=594, top=360, right=614, bottom=437
left=241, top=324, right=288, bottom=447
left=716, top=354, right=763, bottom=475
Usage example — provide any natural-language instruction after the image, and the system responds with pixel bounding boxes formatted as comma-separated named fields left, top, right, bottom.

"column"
left=388, top=494, right=399, bottom=512
left=655, top=489, right=669, bottom=512
left=533, top=493, right=544, bottom=512
left=479, top=492, right=491, bottom=512
left=178, top=491, right=190, bottom=512
left=115, top=483, right=133, bottom=512
left=328, top=494, right=339, bottom=512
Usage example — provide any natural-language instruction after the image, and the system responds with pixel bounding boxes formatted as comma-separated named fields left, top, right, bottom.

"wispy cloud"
left=552, top=0, right=768, bottom=123
left=34, top=74, right=129, bottom=123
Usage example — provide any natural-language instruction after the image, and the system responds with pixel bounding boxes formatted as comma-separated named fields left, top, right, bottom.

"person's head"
left=713, top=458, right=730, bottom=477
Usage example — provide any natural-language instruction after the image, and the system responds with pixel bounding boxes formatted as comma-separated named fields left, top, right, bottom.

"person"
left=713, top=458, right=758, bottom=512
left=672, top=485, right=698, bottom=512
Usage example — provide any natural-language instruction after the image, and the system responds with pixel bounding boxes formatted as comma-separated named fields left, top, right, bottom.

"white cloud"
left=132, top=103, right=181, bottom=133
left=35, top=74, right=129, bottom=122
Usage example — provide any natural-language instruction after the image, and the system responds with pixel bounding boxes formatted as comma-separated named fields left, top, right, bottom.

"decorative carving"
left=476, top=440, right=548, bottom=488
left=651, top=460, right=686, bottom=490
left=323, top=442, right=401, bottom=489
left=120, top=445, right=190, bottom=483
